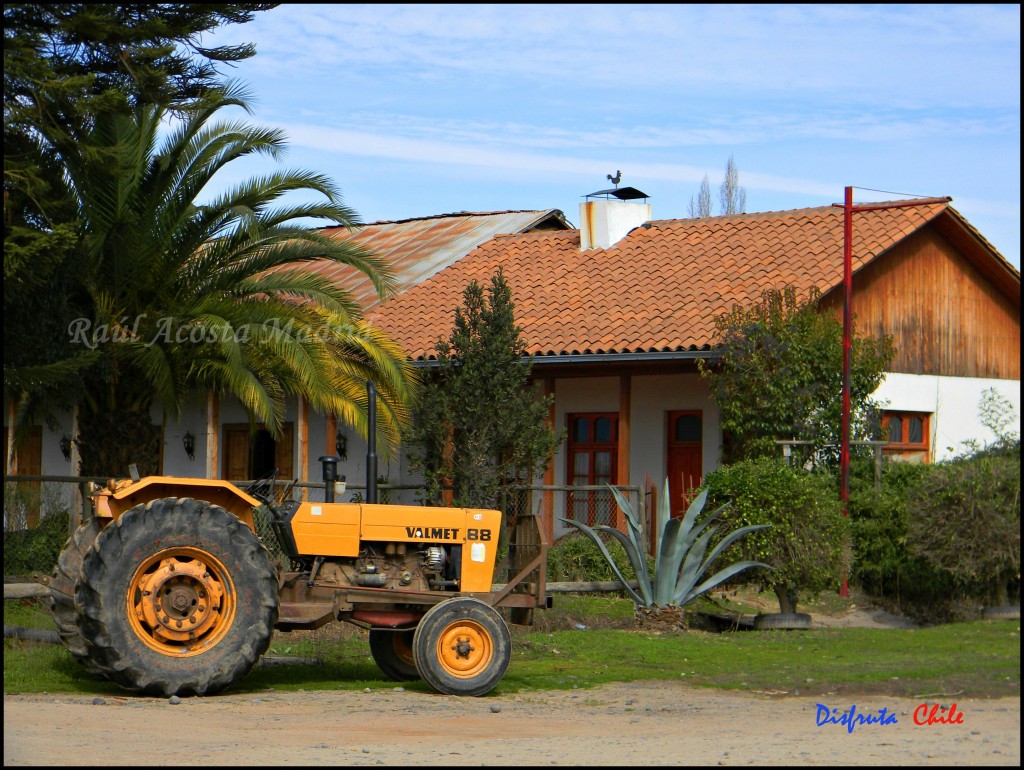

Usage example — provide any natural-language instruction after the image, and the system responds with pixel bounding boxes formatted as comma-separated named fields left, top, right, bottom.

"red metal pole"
left=840, top=186, right=853, bottom=598
left=831, top=191, right=948, bottom=600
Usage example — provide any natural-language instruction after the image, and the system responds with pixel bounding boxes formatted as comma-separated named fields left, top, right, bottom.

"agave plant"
left=561, top=479, right=770, bottom=627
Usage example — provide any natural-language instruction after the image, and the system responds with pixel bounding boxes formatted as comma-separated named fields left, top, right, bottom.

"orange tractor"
left=44, top=394, right=548, bottom=698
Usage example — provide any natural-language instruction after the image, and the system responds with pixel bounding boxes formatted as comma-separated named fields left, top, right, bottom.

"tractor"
left=42, top=421, right=549, bottom=699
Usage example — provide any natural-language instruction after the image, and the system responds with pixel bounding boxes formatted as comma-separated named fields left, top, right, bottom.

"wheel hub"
left=437, top=620, right=492, bottom=677
left=128, top=549, right=232, bottom=655
left=453, top=637, right=474, bottom=658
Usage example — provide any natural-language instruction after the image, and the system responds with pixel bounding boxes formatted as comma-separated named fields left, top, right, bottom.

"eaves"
left=409, top=349, right=721, bottom=369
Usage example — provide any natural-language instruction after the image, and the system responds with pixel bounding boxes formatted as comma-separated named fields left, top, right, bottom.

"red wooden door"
left=666, top=410, right=703, bottom=519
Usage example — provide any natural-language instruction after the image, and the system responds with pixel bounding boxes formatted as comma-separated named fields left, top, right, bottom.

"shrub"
left=702, top=458, right=851, bottom=614
left=905, top=451, right=1020, bottom=607
left=547, top=531, right=647, bottom=583
left=3, top=508, right=70, bottom=577
left=847, top=457, right=955, bottom=614
left=4, top=482, right=74, bottom=577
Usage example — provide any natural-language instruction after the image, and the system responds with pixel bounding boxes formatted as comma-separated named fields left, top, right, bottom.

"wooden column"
left=325, top=412, right=337, bottom=458
left=297, top=395, right=309, bottom=501
left=70, top=403, right=82, bottom=529
left=205, top=390, right=219, bottom=479
left=617, top=374, right=631, bottom=485
left=542, top=377, right=556, bottom=544
left=6, top=396, right=16, bottom=475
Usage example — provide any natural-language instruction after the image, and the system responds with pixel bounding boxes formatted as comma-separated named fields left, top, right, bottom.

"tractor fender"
left=91, top=476, right=260, bottom=531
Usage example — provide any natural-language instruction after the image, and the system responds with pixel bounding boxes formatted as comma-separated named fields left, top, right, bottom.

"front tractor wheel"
left=412, top=598, right=511, bottom=697
left=369, top=629, right=420, bottom=681
left=77, top=497, right=279, bottom=697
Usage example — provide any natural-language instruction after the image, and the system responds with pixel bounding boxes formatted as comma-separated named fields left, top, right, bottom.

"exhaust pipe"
left=319, top=454, right=339, bottom=503
left=320, top=379, right=376, bottom=504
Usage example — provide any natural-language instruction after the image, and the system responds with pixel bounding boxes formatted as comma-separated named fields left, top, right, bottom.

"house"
left=364, top=189, right=1020, bottom=539
left=7, top=193, right=1020, bottom=541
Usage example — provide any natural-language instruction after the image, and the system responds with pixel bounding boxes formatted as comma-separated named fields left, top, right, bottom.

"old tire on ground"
left=982, top=605, right=1021, bottom=620
left=50, top=517, right=105, bottom=674
left=412, top=597, right=511, bottom=697
left=77, top=497, right=279, bottom=697
left=369, top=629, right=420, bottom=681
left=753, top=612, right=812, bottom=630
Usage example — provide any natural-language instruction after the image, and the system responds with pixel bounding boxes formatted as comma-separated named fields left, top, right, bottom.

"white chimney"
left=578, top=186, right=651, bottom=250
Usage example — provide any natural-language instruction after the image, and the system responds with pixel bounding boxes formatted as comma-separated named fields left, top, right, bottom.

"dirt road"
left=4, top=680, right=1019, bottom=766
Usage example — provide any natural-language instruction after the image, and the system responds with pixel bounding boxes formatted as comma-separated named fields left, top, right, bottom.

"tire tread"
left=77, top=498, right=278, bottom=696
left=50, top=518, right=105, bottom=674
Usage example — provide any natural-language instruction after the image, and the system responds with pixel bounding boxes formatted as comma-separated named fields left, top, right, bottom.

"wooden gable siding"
left=820, top=227, right=1020, bottom=379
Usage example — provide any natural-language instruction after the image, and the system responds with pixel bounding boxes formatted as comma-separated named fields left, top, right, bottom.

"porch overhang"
left=410, top=350, right=720, bottom=368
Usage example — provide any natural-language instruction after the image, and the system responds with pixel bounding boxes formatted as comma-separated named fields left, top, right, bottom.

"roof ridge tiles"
left=319, top=209, right=556, bottom=229
left=644, top=197, right=950, bottom=227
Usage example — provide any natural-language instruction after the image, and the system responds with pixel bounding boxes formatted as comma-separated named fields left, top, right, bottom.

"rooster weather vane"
left=607, top=170, right=622, bottom=188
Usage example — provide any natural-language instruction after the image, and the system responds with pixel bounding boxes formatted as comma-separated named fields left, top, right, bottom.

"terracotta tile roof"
left=303, top=210, right=569, bottom=310
left=368, top=199, right=979, bottom=361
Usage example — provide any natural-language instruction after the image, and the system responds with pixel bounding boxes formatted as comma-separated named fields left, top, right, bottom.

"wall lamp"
left=335, top=429, right=347, bottom=461
left=183, top=431, right=196, bottom=461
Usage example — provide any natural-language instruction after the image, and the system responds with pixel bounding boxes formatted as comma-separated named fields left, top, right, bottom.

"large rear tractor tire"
left=369, top=629, right=420, bottom=682
left=50, top=518, right=105, bottom=674
left=77, top=498, right=279, bottom=697
left=412, top=598, right=511, bottom=697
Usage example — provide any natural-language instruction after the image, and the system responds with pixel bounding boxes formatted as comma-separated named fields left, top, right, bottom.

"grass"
left=4, top=595, right=1019, bottom=699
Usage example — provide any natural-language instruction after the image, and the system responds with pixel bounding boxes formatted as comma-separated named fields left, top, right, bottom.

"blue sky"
left=203, top=4, right=1021, bottom=268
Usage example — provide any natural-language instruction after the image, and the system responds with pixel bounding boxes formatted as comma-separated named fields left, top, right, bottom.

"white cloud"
left=219, top=4, right=1020, bottom=109
left=281, top=122, right=840, bottom=195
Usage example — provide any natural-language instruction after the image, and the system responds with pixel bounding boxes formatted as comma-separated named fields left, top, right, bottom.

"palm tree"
left=30, top=83, right=415, bottom=475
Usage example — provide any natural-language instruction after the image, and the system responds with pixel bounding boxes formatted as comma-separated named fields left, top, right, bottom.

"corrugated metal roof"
left=306, top=209, right=570, bottom=310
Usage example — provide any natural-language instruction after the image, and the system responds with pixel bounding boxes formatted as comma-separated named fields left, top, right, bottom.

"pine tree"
left=406, top=269, right=564, bottom=511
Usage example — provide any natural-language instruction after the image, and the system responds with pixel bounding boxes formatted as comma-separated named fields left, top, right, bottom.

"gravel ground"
left=4, top=680, right=1019, bottom=766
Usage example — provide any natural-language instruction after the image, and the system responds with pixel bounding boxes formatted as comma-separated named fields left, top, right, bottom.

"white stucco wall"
left=630, top=372, right=721, bottom=484
left=159, top=397, right=207, bottom=478
left=872, top=373, right=1021, bottom=461
left=40, top=416, right=78, bottom=515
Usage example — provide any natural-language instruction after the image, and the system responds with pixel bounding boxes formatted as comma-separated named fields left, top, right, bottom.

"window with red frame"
left=881, top=411, right=931, bottom=463
left=566, top=412, right=618, bottom=527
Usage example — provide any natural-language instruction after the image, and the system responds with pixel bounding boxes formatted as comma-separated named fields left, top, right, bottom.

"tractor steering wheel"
left=243, top=468, right=279, bottom=506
